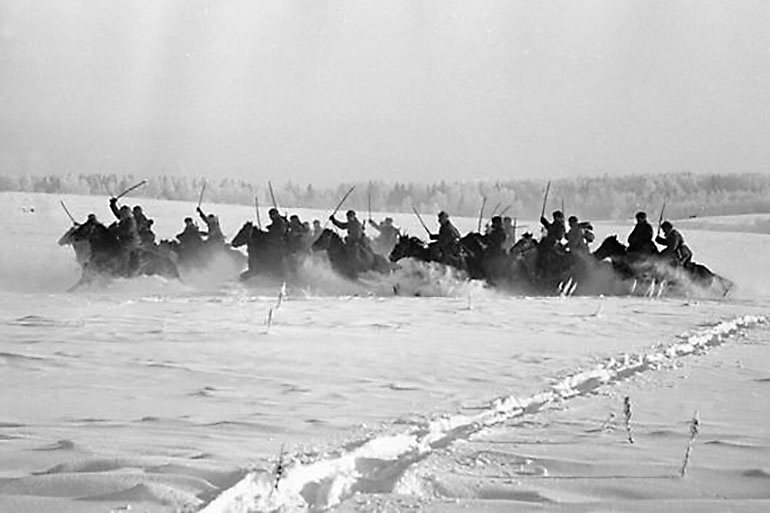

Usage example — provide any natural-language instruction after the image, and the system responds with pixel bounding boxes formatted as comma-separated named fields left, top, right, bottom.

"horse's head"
left=311, top=228, right=343, bottom=252
left=389, top=234, right=426, bottom=262
left=389, top=234, right=410, bottom=262
left=58, top=225, right=79, bottom=246
left=593, top=235, right=626, bottom=260
left=231, top=221, right=253, bottom=248
left=459, top=232, right=486, bottom=256
left=511, top=233, right=537, bottom=255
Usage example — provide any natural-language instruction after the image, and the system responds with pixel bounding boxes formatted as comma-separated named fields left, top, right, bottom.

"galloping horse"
left=388, top=232, right=534, bottom=285
left=312, top=229, right=393, bottom=278
left=389, top=235, right=432, bottom=264
left=388, top=233, right=485, bottom=278
left=59, top=223, right=179, bottom=289
left=230, top=221, right=288, bottom=280
left=592, top=235, right=733, bottom=296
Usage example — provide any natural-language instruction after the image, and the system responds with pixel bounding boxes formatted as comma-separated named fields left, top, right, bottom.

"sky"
left=1, top=0, right=770, bottom=185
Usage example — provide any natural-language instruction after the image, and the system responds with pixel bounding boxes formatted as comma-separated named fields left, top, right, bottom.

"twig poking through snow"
left=680, top=410, right=700, bottom=477
left=623, top=396, right=634, bottom=443
left=274, top=443, right=285, bottom=491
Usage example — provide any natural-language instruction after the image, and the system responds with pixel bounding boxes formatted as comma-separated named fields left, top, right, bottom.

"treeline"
left=2, top=172, right=770, bottom=221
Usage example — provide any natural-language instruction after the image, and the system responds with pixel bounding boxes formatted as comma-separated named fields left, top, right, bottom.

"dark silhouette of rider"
left=108, top=198, right=141, bottom=275
left=483, top=216, right=507, bottom=254
left=176, top=217, right=204, bottom=258
left=267, top=208, right=288, bottom=237
left=627, top=211, right=658, bottom=258
left=429, top=211, right=461, bottom=262
left=132, top=205, right=156, bottom=246
left=330, top=210, right=366, bottom=246
left=656, top=220, right=692, bottom=267
left=566, top=215, right=594, bottom=254
left=540, top=210, right=566, bottom=247
left=537, top=210, right=566, bottom=277
left=286, top=214, right=310, bottom=253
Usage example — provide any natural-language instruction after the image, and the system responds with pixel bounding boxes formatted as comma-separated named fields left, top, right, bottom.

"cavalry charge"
left=58, top=182, right=733, bottom=296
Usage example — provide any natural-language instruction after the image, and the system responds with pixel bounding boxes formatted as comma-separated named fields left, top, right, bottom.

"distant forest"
left=2, top=172, right=770, bottom=222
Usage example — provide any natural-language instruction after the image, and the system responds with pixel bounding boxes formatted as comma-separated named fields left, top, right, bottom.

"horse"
left=312, top=229, right=393, bottom=278
left=592, top=235, right=733, bottom=297
left=59, top=223, right=180, bottom=289
left=231, top=221, right=290, bottom=280
left=389, top=235, right=432, bottom=264
left=389, top=233, right=481, bottom=276
left=388, top=232, right=533, bottom=287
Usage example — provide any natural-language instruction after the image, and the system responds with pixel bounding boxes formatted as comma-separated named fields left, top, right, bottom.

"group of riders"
left=60, top=192, right=702, bottom=293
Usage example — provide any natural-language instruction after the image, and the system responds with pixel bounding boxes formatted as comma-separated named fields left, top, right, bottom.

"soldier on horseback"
left=429, top=211, right=462, bottom=266
left=537, top=210, right=567, bottom=277
left=540, top=210, right=566, bottom=246
left=108, top=197, right=141, bottom=275
left=176, top=217, right=204, bottom=261
left=131, top=205, right=156, bottom=247
left=267, top=208, right=288, bottom=239
left=330, top=209, right=375, bottom=269
left=656, top=220, right=693, bottom=267
left=566, top=215, right=594, bottom=255
left=368, top=216, right=400, bottom=256
left=286, top=214, right=310, bottom=253
left=483, top=216, right=507, bottom=255
left=197, top=206, right=225, bottom=245
left=627, top=211, right=658, bottom=259
left=329, top=210, right=365, bottom=245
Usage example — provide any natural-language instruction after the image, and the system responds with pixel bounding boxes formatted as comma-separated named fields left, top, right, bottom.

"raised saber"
left=196, top=181, right=207, bottom=209
left=540, top=181, right=551, bottom=218
left=657, top=200, right=667, bottom=236
left=330, top=186, right=356, bottom=218
left=324, top=185, right=356, bottom=228
left=477, top=196, right=487, bottom=232
left=254, top=195, right=262, bottom=230
left=116, top=179, right=147, bottom=200
left=60, top=199, right=76, bottom=224
left=411, top=205, right=431, bottom=236
left=268, top=181, right=279, bottom=211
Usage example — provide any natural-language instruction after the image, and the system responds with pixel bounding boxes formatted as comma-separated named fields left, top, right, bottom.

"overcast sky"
left=2, top=0, right=770, bottom=185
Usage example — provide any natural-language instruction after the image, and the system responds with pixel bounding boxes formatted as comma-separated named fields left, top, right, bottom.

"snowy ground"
left=0, top=191, right=768, bottom=512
